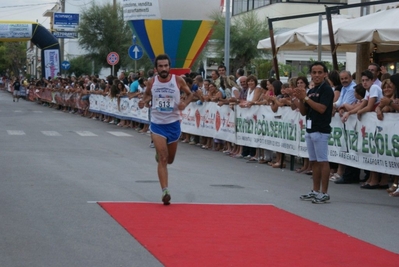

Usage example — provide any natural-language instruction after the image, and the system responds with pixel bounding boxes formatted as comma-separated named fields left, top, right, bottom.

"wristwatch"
left=303, top=96, right=309, bottom=103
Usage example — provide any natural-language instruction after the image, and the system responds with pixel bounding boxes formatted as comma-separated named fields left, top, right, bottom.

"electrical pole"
left=60, top=0, right=65, bottom=65
left=224, top=0, right=230, bottom=75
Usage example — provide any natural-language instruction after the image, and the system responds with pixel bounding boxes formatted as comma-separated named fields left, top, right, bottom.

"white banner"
left=0, top=23, right=32, bottom=39
left=89, top=95, right=149, bottom=123
left=90, top=98, right=399, bottom=175
left=326, top=112, right=399, bottom=175
left=181, top=104, right=399, bottom=175
left=123, top=0, right=221, bottom=21
left=43, top=49, right=60, bottom=79
left=181, top=102, right=236, bottom=143
left=123, top=0, right=161, bottom=21
left=236, top=106, right=301, bottom=155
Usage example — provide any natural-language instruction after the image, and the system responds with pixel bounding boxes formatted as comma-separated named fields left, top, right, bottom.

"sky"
left=0, top=0, right=113, bottom=29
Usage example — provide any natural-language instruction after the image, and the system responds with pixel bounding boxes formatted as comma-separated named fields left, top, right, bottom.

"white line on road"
left=75, top=131, right=98, bottom=137
left=41, top=131, right=62, bottom=136
left=7, top=130, right=26, bottom=135
left=107, top=131, right=133, bottom=137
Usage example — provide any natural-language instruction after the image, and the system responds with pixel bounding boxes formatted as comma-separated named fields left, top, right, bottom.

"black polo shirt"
left=305, top=81, right=334, bottom=134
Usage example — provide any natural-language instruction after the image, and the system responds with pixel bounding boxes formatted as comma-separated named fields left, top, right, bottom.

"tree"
left=0, top=42, right=27, bottom=77
left=77, top=3, right=132, bottom=76
left=209, top=11, right=269, bottom=75
left=67, top=55, right=101, bottom=77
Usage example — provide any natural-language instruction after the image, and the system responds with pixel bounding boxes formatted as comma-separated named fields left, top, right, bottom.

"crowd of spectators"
left=4, top=62, right=399, bottom=198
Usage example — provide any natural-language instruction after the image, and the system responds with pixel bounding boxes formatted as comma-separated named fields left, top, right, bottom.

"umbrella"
left=257, top=16, right=353, bottom=52
left=334, top=7, right=399, bottom=53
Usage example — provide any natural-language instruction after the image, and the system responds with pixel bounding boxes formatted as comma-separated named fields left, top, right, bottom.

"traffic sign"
left=107, top=52, right=119, bottom=66
left=128, top=45, right=143, bottom=60
left=61, top=60, right=71, bottom=70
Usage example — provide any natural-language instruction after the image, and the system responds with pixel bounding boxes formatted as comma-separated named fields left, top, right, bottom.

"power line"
left=0, top=3, right=57, bottom=9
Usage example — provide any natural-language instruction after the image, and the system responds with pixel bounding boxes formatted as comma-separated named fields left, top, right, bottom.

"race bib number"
left=155, top=97, right=174, bottom=112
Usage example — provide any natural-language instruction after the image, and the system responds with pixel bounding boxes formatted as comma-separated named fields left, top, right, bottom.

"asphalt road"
left=0, top=90, right=398, bottom=266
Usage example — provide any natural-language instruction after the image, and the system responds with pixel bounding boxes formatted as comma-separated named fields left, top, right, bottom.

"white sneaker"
left=300, top=190, right=318, bottom=201
left=312, top=193, right=330, bottom=204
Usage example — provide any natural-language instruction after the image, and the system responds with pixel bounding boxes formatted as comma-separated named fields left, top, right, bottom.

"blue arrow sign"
left=128, top=45, right=143, bottom=60
left=61, top=60, right=71, bottom=70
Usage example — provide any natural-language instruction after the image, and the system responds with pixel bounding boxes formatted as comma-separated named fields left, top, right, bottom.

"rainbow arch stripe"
left=128, top=19, right=215, bottom=69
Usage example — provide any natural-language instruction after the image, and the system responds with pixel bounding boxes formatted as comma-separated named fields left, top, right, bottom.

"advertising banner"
left=235, top=105, right=301, bottom=155
left=0, top=23, right=32, bottom=39
left=43, top=49, right=60, bottom=79
left=181, top=102, right=236, bottom=143
left=123, top=0, right=161, bottom=21
left=89, top=95, right=149, bottom=123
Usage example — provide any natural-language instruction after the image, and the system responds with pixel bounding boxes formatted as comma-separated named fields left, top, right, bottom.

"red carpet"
left=99, top=202, right=398, bottom=267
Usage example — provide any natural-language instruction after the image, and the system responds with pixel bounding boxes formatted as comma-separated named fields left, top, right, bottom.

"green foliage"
left=209, top=11, right=269, bottom=74
left=278, top=63, right=293, bottom=77
left=0, top=42, right=27, bottom=77
left=77, top=3, right=132, bottom=75
left=251, top=59, right=273, bottom=79
left=67, top=55, right=102, bottom=77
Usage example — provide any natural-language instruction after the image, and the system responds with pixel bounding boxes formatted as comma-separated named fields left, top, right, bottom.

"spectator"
left=341, top=70, right=383, bottom=122
left=296, top=61, right=334, bottom=204
left=327, top=70, right=342, bottom=103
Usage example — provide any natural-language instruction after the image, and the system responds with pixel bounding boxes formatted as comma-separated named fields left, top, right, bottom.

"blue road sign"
left=128, top=45, right=143, bottom=60
left=61, top=60, right=71, bottom=70
left=53, top=13, right=80, bottom=31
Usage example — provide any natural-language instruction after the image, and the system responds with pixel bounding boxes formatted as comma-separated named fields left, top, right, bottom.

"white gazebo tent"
left=333, top=7, right=399, bottom=53
left=258, top=7, right=399, bottom=78
left=257, top=16, right=353, bottom=52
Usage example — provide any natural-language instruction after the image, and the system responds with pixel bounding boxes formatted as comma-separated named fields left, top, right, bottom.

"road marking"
left=41, top=131, right=62, bottom=136
left=7, top=130, right=26, bottom=135
left=107, top=131, right=132, bottom=137
left=75, top=131, right=98, bottom=137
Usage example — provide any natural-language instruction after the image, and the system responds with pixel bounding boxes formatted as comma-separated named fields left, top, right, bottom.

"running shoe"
left=162, top=189, right=171, bottom=205
left=312, top=193, right=330, bottom=204
left=299, top=190, right=318, bottom=201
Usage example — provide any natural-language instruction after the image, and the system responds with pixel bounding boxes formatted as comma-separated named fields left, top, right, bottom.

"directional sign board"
left=53, top=13, right=79, bottom=39
left=53, top=31, right=78, bottom=39
left=53, top=13, right=80, bottom=31
left=61, top=60, right=71, bottom=70
left=107, top=52, right=119, bottom=66
left=128, top=45, right=143, bottom=60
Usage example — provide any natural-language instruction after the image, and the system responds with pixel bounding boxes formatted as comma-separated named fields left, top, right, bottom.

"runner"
left=138, top=54, right=193, bottom=205
left=12, top=78, right=21, bottom=102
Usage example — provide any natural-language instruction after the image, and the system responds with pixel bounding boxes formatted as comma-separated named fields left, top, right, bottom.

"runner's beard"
left=159, top=71, right=169, bottom=79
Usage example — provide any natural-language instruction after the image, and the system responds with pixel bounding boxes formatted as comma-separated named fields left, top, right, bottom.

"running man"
left=138, top=54, right=193, bottom=205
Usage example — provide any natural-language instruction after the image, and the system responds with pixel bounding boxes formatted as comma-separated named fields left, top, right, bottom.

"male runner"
left=138, top=54, right=193, bottom=205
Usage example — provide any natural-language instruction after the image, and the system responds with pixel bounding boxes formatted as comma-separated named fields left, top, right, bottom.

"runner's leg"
left=152, top=133, right=169, bottom=189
